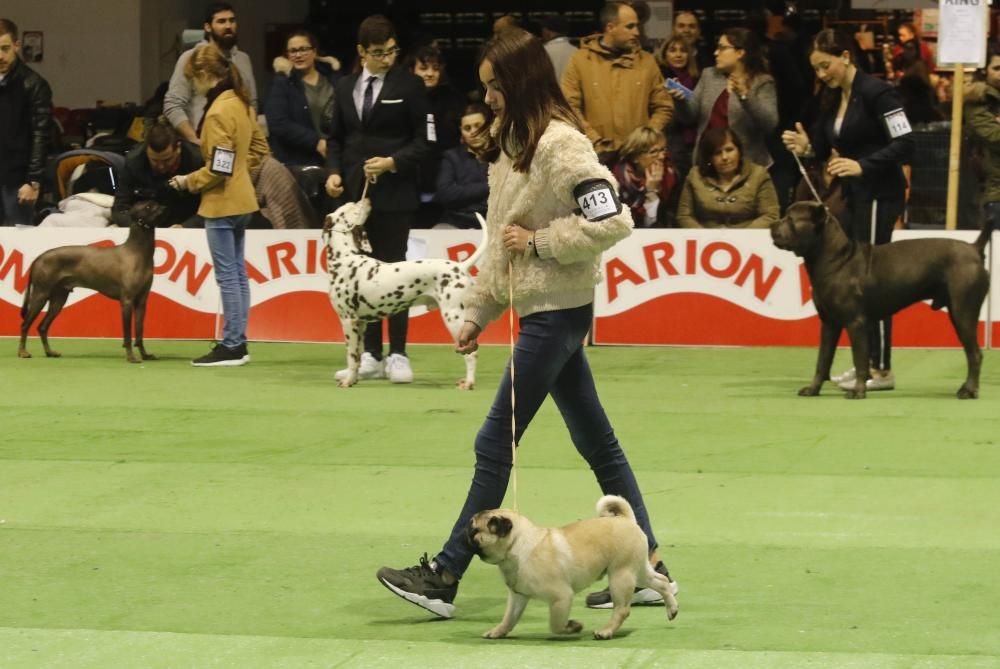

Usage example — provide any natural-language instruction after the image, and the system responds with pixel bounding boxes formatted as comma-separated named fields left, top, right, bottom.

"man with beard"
left=0, top=18, right=52, bottom=226
left=164, top=3, right=257, bottom=145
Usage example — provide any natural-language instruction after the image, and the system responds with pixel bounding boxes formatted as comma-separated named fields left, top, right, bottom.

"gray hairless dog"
left=18, top=200, right=166, bottom=363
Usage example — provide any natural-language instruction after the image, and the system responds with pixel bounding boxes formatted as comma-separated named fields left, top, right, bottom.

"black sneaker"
left=585, top=560, right=679, bottom=609
left=234, top=342, right=250, bottom=363
left=191, top=343, right=248, bottom=367
left=376, top=554, right=457, bottom=618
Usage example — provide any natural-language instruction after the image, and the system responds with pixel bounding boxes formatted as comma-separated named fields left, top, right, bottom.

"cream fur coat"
left=464, top=120, right=633, bottom=327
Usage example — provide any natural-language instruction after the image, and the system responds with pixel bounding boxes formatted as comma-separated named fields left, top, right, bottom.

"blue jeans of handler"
left=434, top=303, right=658, bottom=579
left=205, top=215, right=251, bottom=349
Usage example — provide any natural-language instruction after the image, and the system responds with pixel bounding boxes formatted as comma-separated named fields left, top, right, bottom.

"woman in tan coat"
left=677, top=126, right=779, bottom=228
left=170, top=43, right=268, bottom=366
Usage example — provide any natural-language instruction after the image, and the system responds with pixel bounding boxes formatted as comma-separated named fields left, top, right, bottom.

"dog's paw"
left=45, top=350, right=62, bottom=358
left=456, top=379, right=474, bottom=391
left=482, top=626, right=508, bottom=639
left=562, top=619, right=583, bottom=634
left=798, top=386, right=819, bottom=397
left=17, top=350, right=31, bottom=359
left=141, top=353, right=158, bottom=361
left=593, top=628, right=614, bottom=640
left=337, top=377, right=357, bottom=388
left=957, top=385, right=979, bottom=400
left=843, top=388, right=866, bottom=400
left=667, top=602, right=679, bottom=621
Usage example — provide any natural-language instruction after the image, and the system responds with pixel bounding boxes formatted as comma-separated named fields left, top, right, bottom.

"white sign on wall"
left=937, top=0, right=989, bottom=66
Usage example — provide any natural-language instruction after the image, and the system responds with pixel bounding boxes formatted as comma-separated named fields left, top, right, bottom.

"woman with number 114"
left=782, top=28, right=914, bottom=392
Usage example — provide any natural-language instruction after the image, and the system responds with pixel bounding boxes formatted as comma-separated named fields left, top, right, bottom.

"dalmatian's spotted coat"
left=323, top=199, right=486, bottom=388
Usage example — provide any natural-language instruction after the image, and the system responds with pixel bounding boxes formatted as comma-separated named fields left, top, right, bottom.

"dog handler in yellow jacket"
left=170, top=43, right=269, bottom=367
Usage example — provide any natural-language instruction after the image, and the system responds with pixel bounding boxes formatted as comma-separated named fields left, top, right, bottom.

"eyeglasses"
left=366, top=47, right=400, bottom=60
left=288, top=46, right=315, bottom=55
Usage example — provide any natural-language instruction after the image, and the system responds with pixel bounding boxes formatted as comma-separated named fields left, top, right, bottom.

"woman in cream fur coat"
left=376, top=29, right=676, bottom=619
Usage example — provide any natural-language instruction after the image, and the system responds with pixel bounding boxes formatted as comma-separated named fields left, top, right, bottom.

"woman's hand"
left=781, top=121, right=810, bottom=156
left=316, top=138, right=328, bottom=159
left=502, top=224, right=533, bottom=255
left=826, top=149, right=862, bottom=178
left=646, top=160, right=664, bottom=186
left=168, top=174, right=189, bottom=191
left=727, top=73, right=749, bottom=98
left=456, top=321, right=482, bottom=354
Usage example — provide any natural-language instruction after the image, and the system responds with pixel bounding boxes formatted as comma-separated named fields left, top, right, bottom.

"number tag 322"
left=573, top=178, right=622, bottom=222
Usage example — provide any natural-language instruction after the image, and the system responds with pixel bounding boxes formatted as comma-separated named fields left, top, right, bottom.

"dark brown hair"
left=658, top=34, right=699, bottom=79
left=146, top=120, right=180, bottom=152
left=697, top=126, right=743, bottom=178
left=357, top=15, right=395, bottom=49
left=285, top=29, right=319, bottom=53
left=0, top=18, right=18, bottom=40
left=476, top=29, right=582, bottom=172
left=811, top=29, right=858, bottom=114
left=723, top=27, right=768, bottom=81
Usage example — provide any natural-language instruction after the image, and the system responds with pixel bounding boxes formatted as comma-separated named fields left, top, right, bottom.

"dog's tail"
left=20, top=264, right=34, bottom=319
left=459, top=212, right=490, bottom=273
left=974, top=216, right=993, bottom=258
left=596, top=495, right=636, bottom=521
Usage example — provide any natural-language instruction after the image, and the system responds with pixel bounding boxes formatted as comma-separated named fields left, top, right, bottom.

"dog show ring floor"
left=1, top=339, right=998, bottom=668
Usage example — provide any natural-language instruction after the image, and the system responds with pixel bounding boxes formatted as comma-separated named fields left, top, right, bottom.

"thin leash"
left=507, top=257, right=518, bottom=513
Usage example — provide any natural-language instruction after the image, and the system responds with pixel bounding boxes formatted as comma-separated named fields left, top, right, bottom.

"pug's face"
left=465, top=509, right=516, bottom=565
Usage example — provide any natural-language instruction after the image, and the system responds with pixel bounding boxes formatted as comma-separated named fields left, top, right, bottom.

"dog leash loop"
left=792, top=150, right=824, bottom=206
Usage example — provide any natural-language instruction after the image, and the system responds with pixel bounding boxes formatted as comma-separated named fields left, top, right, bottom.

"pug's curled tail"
left=596, top=495, right=635, bottom=521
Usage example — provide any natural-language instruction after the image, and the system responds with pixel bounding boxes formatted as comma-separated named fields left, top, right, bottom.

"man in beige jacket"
left=561, top=1, right=672, bottom=164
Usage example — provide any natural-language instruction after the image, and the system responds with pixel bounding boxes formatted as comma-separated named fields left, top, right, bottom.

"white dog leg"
left=338, top=319, right=365, bottom=388
left=484, top=591, right=529, bottom=639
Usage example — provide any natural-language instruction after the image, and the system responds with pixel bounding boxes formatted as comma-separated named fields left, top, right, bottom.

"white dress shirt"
left=353, top=65, right=386, bottom=120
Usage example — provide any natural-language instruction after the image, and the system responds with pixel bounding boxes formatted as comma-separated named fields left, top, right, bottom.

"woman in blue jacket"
left=265, top=30, right=340, bottom=167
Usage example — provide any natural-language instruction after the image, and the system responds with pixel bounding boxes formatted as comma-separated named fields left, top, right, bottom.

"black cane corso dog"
left=771, top=201, right=990, bottom=399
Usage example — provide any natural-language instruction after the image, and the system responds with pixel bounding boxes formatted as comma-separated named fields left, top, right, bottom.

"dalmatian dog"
left=322, top=198, right=487, bottom=389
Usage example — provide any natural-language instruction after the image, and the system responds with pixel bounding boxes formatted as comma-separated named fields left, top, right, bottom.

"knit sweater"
left=464, top=121, right=633, bottom=327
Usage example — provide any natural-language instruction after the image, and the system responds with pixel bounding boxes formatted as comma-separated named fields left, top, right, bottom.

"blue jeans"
left=434, top=304, right=658, bottom=579
left=205, top=215, right=251, bottom=348
left=1, top=185, right=35, bottom=226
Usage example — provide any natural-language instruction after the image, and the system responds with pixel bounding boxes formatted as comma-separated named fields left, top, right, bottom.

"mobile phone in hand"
left=665, top=77, right=693, bottom=100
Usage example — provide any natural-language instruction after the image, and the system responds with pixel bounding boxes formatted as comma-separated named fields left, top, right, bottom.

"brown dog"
left=771, top=202, right=990, bottom=398
left=18, top=200, right=164, bottom=362
left=466, top=495, right=678, bottom=640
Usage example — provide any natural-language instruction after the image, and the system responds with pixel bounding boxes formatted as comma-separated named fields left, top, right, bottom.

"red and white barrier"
left=0, top=227, right=993, bottom=347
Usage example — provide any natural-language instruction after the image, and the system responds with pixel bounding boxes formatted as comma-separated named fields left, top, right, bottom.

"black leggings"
left=844, top=196, right=903, bottom=371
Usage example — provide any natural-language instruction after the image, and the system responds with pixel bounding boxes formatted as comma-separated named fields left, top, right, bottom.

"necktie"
left=362, top=76, right=376, bottom=122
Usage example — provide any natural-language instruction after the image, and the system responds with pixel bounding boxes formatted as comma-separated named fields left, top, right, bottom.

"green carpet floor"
left=2, top=339, right=998, bottom=668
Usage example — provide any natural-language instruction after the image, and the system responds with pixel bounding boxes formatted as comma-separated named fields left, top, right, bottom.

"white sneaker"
left=830, top=367, right=856, bottom=383
left=385, top=353, right=414, bottom=384
left=838, top=370, right=895, bottom=391
left=334, top=352, right=386, bottom=381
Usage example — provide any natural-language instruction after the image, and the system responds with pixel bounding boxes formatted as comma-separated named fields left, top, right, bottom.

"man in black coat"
left=112, top=121, right=204, bottom=228
left=0, top=18, right=52, bottom=226
left=324, top=15, right=433, bottom=384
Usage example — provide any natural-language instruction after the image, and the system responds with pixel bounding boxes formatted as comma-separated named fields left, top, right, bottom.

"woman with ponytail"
left=170, top=43, right=269, bottom=366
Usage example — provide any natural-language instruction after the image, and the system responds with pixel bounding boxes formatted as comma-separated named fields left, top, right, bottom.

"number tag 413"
left=573, top=178, right=622, bottom=222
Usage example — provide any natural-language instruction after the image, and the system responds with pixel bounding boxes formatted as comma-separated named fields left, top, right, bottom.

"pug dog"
left=466, top=495, right=678, bottom=640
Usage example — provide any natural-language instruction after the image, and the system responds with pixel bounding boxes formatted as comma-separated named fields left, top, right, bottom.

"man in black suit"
left=325, top=14, right=433, bottom=384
